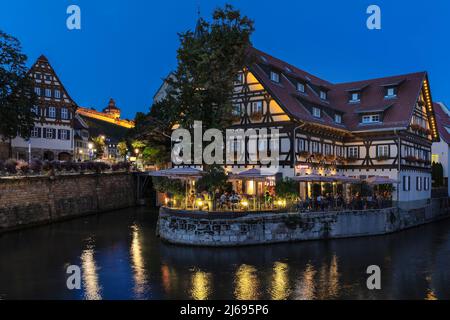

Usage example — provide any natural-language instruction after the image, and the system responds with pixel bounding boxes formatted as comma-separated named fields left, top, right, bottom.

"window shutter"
left=53, top=129, right=56, bottom=139
left=66, top=130, right=71, bottom=141
left=37, top=127, right=42, bottom=138
left=408, top=176, right=410, bottom=191
left=58, top=129, right=61, bottom=140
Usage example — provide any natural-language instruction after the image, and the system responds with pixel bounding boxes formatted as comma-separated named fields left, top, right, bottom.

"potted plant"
left=299, top=151, right=311, bottom=158
left=249, top=111, right=263, bottom=121
left=312, top=153, right=324, bottom=161
left=325, top=154, right=336, bottom=162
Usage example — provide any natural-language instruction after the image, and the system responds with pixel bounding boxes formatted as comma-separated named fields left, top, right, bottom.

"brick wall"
left=0, top=172, right=136, bottom=232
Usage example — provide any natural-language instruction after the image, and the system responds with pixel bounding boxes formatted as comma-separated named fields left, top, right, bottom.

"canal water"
left=1, top=207, right=450, bottom=300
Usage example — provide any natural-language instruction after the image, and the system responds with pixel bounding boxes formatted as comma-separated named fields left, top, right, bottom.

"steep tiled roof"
left=246, top=47, right=429, bottom=133
left=434, top=102, right=450, bottom=144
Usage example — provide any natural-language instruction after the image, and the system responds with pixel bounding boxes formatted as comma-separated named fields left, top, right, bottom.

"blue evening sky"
left=0, top=0, right=449, bottom=119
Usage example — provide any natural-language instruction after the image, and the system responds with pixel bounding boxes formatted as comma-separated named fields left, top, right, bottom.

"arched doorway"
left=43, top=151, right=54, bottom=161
left=58, top=152, right=72, bottom=161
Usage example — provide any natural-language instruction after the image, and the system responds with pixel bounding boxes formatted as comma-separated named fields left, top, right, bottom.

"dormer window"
left=350, top=92, right=360, bottom=102
left=385, top=87, right=397, bottom=98
left=312, top=107, right=321, bottom=118
left=270, top=71, right=280, bottom=83
left=320, top=90, right=327, bottom=100
left=362, top=114, right=380, bottom=124
left=297, top=82, right=305, bottom=93
left=335, top=114, right=342, bottom=123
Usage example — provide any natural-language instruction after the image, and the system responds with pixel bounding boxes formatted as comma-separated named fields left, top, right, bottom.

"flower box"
left=249, top=112, right=263, bottom=121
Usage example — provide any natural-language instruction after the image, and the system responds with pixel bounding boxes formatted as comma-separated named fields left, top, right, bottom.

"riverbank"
left=157, top=198, right=450, bottom=246
left=0, top=172, right=136, bottom=233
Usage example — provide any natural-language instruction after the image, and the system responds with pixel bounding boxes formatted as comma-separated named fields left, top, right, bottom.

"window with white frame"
left=424, top=177, right=430, bottom=190
left=35, top=73, right=42, bottom=80
left=31, top=127, right=40, bottom=138
left=252, top=101, right=263, bottom=113
left=336, top=146, right=343, bottom=157
left=61, top=107, right=69, bottom=120
left=403, top=176, right=411, bottom=191
left=311, top=141, right=320, bottom=153
left=45, top=128, right=54, bottom=139
left=348, top=146, right=358, bottom=158
left=270, top=71, right=280, bottom=83
left=320, top=90, right=327, bottom=100
left=60, top=129, right=68, bottom=140
left=324, top=144, right=331, bottom=155
left=297, top=82, right=305, bottom=92
left=362, top=114, right=380, bottom=123
left=54, top=89, right=61, bottom=99
left=48, top=106, right=56, bottom=118
left=335, top=114, right=342, bottom=123
left=34, top=87, right=41, bottom=96
left=298, top=139, right=306, bottom=151
left=312, top=107, right=321, bottom=118
left=416, top=176, right=422, bottom=191
left=385, top=87, right=397, bottom=98
left=377, top=145, right=389, bottom=157
left=45, top=88, right=52, bottom=97
left=44, top=74, right=52, bottom=81
left=350, top=92, right=360, bottom=102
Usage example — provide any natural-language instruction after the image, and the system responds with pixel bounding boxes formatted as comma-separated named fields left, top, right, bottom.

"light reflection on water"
left=0, top=207, right=450, bottom=300
left=80, top=241, right=102, bottom=300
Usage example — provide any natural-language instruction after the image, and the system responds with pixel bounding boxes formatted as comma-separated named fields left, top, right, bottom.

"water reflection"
left=234, top=264, right=260, bottom=300
left=0, top=207, right=450, bottom=299
left=80, top=240, right=102, bottom=300
left=294, top=263, right=317, bottom=300
left=190, top=270, right=212, bottom=300
left=270, top=262, right=290, bottom=300
left=130, top=224, right=148, bottom=298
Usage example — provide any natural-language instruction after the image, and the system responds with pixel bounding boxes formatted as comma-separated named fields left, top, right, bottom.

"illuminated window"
left=432, top=154, right=439, bottom=163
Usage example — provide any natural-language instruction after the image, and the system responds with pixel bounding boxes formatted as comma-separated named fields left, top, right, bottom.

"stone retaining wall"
left=158, top=198, right=450, bottom=246
left=0, top=172, right=136, bottom=232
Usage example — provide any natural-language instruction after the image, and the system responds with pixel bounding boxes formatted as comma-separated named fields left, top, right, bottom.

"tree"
left=196, top=165, right=230, bottom=209
left=0, top=30, right=36, bottom=157
left=275, top=178, right=299, bottom=201
left=117, top=141, right=128, bottom=160
left=91, top=136, right=106, bottom=159
left=432, top=162, right=444, bottom=187
left=131, top=4, right=255, bottom=166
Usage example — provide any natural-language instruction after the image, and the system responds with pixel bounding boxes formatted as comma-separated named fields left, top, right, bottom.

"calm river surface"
left=1, top=207, right=450, bottom=300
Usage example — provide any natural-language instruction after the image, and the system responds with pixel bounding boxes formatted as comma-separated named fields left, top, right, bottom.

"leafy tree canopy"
left=0, top=30, right=36, bottom=147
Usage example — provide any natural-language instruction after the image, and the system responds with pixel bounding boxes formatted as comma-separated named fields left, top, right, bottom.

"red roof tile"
left=246, top=47, right=429, bottom=133
left=434, top=102, right=450, bottom=144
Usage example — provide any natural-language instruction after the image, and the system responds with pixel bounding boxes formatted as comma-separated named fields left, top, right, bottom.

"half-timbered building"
left=228, top=47, right=439, bottom=209
left=11, top=55, right=77, bottom=161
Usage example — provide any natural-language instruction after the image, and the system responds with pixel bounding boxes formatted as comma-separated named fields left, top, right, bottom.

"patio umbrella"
left=329, top=174, right=361, bottom=183
left=149, top=167, right=205, bottom=208
left=228, top=168, right=276, bottom=180
left=365, top=176, right=399, bottom=185
left=292, top=174, right=334, bottom=182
